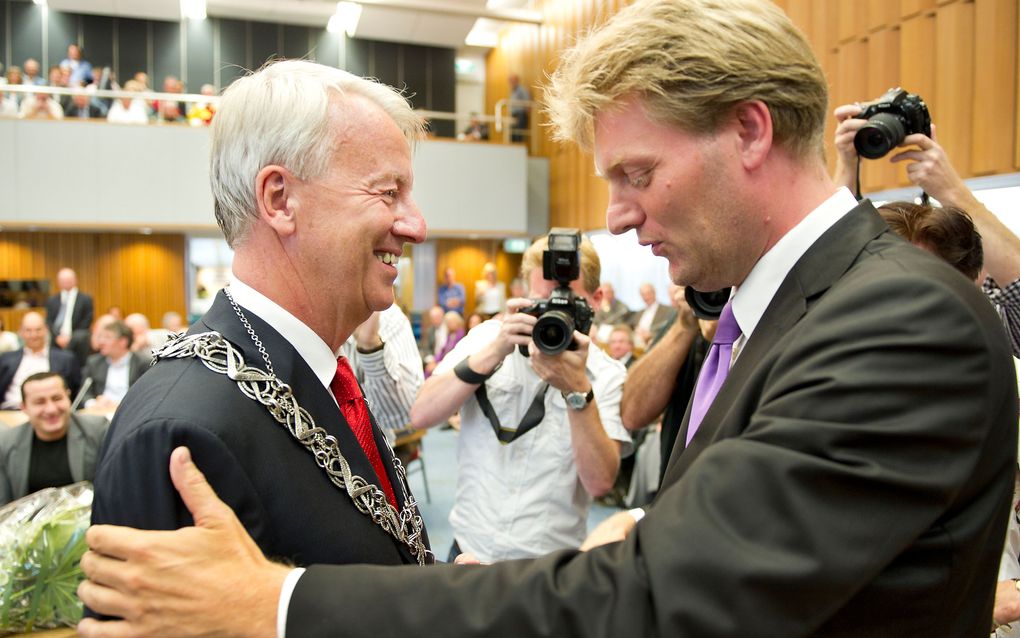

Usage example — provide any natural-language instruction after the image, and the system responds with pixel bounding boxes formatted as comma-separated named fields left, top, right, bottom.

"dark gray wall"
left=0, top=0, right=455, bottom=134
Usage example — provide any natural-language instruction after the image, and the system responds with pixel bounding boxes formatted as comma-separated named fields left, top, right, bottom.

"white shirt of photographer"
left=434, top=318, right=631, bottom=563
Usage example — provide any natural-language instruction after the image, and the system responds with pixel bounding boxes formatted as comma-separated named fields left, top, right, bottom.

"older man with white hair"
left=87, top=59, right=432, bottom=619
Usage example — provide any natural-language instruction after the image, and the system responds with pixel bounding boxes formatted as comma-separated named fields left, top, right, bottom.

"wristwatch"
left=561, top=387, right=594, bottom=411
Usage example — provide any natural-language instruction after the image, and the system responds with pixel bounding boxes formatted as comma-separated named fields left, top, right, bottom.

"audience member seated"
left=0, top=371, right=109, bottom=505
left=107, top=79, right=150, bottom=125
left=85, top=66, right=116, bottom=115
left=19, top=91, right=63, bottom=119
left=0, top=318, right=20, bottom=353
left=474, top=262, right=506, bottom=319
left=22, top=58, right=44, bottom=86
left=461, top=113, right=489, bottom=141
left=437, top=267, right=466, bottom=315
left=161, top=311, right=185, bottom=333
left=187, top=84, right=217, bottom=126
left=424, top=311, right=465, bottom=378
left=628, top=282, right=675, bottom=348
left=81, top=319, right=149, bottom=410
left=124, top=312, right=155, bottom=360
left=154, top=75, right=187, bottom=123
left=0, top=312, right=81, bottom=410
left=606, top=324, right=637, bottom=368
left=4, top=66, right=22, bottom=106
left=60, top=44, right=93, bottom=87
left=0, top=89, right=17, bottom=117
left=64, top=89, right=104, bottom=119
left=417, top=305, right=447, bottom=366
left=593, top=282, right=630, bottom=343
left=466, top=312, right=483, bottom=331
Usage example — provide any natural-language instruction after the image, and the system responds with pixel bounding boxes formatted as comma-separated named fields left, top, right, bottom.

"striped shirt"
left=341, top=304, right=424, bottom=444
left=983, top=276, right=1020, bottom=358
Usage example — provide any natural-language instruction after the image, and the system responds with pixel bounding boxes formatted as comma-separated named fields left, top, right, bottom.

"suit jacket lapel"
left=199, top=292, right=422, bottom=558
left=662, top=202, right=889, bottom=486
left=67, top=415, right=85, bottom=481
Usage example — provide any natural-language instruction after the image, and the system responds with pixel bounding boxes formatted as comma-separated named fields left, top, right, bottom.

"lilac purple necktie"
left=686, top=300, right=741, bottom=447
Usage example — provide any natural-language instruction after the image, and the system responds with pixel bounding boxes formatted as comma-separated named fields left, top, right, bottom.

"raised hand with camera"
left=833, top=92, right=1020, bottom=306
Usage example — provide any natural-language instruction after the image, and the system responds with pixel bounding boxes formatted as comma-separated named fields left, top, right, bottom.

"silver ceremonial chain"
left=152, top=288, right=432, bottom=565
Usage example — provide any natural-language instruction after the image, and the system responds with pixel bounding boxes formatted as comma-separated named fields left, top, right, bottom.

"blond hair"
left=546, top=0, right=827, bottom=160
left=521, top=234, right=601, bottom=295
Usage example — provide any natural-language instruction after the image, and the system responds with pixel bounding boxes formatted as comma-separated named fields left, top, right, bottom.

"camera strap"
left=474, top=382, right=549, bottom=443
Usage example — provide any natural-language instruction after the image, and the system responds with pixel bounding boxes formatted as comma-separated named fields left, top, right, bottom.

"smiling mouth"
left=375, top=252, right=399, bottom=265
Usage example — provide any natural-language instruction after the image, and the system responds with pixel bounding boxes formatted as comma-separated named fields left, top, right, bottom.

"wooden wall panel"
left=490, top=0, right=1020, bottom=216
left=935, top=1, right=975, bottom=183
left=868, top=0, right=900, bottom=31
left=901, top=0, right=936, bottom=18
left=838, top=1, right=869, bottom=43
left=899, top=14, right=936, bottom=185
left=435, top=239, right=522, bottom=314
left=0, top=232, right=186, bottom=334
left=861, top=29, right=901, bottom=192
left=972, top=0, right=1018, bottom=175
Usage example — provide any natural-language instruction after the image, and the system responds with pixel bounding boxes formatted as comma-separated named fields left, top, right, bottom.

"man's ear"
left=733, top=100, right=773, bottom=171
left=255, top=165, right=298, bottom=238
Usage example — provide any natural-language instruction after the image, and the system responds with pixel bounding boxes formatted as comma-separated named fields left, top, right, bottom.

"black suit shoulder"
left=93, top=348, right=411, bottom=568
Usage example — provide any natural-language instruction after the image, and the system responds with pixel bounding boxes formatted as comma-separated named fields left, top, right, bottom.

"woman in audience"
left=474, top=262, right=506, bottom=319
left=107, top=79, right=149, bottom=125
left=425, top=312, right=466, bottom=378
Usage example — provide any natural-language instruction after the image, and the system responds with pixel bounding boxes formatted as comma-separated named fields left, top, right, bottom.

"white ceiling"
left=47, top=0, right=534, bottom=50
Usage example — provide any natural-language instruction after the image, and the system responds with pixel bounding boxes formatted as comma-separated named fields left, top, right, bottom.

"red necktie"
left=330, top=357, right=398, bottom=508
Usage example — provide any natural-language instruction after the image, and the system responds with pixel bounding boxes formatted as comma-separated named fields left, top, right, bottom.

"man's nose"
left=395, top=198, right=427, bottom=244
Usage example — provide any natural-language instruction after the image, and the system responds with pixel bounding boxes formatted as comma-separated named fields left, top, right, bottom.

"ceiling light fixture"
left=181, top=0, right=206, bottom=20
left=328, top=2, right=363, bottom=37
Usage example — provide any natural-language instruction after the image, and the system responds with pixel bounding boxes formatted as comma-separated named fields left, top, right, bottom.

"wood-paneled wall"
left=435, top=239, right=523, bottom=314
left=0, top=231, right=186, bottom=332
left=488, top=0, right=1020, bottom=231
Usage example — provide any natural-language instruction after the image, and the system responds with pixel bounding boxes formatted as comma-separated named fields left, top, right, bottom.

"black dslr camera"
left=853, top=87, right=931, bottom=160
left=519, top=229, right=594, bottom=356
left=685, top=286, right=730, bottom=321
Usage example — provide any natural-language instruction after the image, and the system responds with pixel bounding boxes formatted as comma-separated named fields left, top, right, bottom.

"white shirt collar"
left=228, top=275, right=339, bottom=390
left=731, top=187, right=859, bottom=340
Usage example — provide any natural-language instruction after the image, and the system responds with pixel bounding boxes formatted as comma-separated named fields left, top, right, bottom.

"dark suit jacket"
left=0, top=347, right=82, bottom=405
left=91, top=291, right=428, bottom=570
left=0, top=413, right=109, bottom=504
left=627, top=302, right=675, bottom=337
left=81, top=351, right=149, bottom=404
left=287, top=202, right=1017, bottom=637
left=44, top=290, right=94, bottom=336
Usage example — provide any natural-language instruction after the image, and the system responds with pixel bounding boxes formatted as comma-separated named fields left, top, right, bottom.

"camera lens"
left=854, top=112, right=906, bottom=159
left=533, top=311, right=575, bottom=355
left=685, top=287, right=730, bottom=321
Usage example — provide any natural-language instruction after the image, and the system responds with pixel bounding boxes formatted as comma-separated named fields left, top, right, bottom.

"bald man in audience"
left=0, top=312, right=80, bottom=409
left=44, top=267, right=94, bottom=365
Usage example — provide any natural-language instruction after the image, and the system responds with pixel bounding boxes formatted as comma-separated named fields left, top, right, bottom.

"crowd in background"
left=0, top=44, right=217, bottom=126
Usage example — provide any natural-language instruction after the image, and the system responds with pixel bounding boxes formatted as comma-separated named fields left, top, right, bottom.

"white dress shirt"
left=435, top=319, right=631, bottom=563
left=59, top=289, right=78, bottom=338
left=102, top=353, right=132, bottom=404
left=730, top=187, right=858, bottom=355
left=2, top=347, right=50, bottom=409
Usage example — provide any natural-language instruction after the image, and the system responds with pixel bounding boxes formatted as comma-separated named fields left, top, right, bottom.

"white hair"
left=210, top=59, right=425, bottom=247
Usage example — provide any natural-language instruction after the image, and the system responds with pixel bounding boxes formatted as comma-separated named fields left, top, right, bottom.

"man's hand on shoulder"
left=77, top=447, right=289, bottom=638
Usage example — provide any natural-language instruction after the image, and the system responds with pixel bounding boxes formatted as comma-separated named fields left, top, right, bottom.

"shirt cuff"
left=627, top=507, right=646, bottom=524
left=277, top=567, right=306, bottom=638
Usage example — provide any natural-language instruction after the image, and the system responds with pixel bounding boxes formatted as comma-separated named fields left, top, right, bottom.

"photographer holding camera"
left=410, top=230, right=631, bottom=563
left=833, top=95, right=1020, bottom=355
